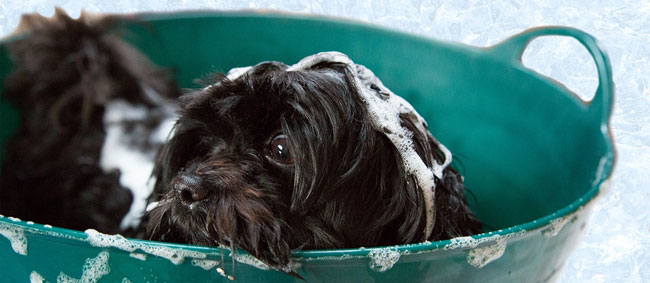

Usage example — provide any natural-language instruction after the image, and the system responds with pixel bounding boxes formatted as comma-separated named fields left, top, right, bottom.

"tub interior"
left=0, top=12, right=608, bottom=237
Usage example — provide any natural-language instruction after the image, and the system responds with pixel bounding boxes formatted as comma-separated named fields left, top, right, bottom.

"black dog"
left=0, top=10, right=178, bottom=234
left=143, top=52, right=482, bottom=271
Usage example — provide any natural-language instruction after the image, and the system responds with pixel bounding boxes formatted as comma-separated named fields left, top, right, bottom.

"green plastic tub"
left=0, top=11, right=615, bottom=282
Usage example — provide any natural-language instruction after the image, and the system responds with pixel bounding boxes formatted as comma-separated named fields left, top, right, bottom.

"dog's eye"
left=267, top=134, right=293, bottom=165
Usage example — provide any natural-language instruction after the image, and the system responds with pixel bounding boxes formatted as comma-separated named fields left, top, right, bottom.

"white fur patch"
left=100, top=91, right=177, bottom=229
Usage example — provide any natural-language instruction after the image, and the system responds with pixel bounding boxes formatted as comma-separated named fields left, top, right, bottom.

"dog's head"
left=144, top=52, right=481, bottom=270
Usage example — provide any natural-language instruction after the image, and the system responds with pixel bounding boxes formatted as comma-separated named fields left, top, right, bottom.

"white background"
left=1, top=1, right=648, bottom=282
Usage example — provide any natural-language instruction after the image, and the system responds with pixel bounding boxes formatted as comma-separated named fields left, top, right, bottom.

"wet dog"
left=0, top=10, right=178, bottom=234
left=143, top=52, right=483, bottom=271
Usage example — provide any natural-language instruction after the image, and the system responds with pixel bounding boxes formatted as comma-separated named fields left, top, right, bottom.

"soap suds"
left=231, top=51, right=453, bottom=239
left=57, top=251, right=111, bottom=283
left=85, top=229, right=206, bottom=265
left=226, top=66, right=253, bottom=81
left=442, top=230, right=528, bottom=268
left=368, top=247, right=401, bottom=272
left=592, top=155, right=613, bottom=188
left=121, top=278, right=132, bottom=283
left=466, top=238, right=508, bottom=268
left=191, top=259, right=219, bottom=270
left=30, top=271, right=45, bottom=283
left=542, top=214, right=575, bottom=237
left=129, top=252, right=147, bottom=261
left=232, top=251, right=301, bottom=272
left=234, top=254, right=271, bottom=270
left=0, top=222, right=28, bottom=255
left=444, top=234, right=501, bottom=250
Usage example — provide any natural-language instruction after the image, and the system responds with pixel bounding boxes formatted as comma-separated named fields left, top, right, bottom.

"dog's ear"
left=399, top=113, right=483, bottom=240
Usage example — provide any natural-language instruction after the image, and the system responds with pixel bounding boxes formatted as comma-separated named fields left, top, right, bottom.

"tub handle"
left=490, top=26, right=614, bottom=125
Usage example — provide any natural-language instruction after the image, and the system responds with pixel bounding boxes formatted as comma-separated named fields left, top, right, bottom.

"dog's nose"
left=174, top=174, right=209, bottom=205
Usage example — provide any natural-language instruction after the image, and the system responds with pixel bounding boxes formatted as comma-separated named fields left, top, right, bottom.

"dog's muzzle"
left=174, top=173, right=209, bottom=207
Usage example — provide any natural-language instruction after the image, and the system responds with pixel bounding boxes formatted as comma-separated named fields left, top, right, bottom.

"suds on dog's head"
left=145, top=61, right=482, bottom=270
left=0, top=10, right=179, bottom=234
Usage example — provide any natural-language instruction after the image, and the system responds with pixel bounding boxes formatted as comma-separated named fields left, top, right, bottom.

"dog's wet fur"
left=0, top=10, right=178, bottom=234
left=0, top=11, right=482, bottom=273
left=144, top=61, right=482, bottom=269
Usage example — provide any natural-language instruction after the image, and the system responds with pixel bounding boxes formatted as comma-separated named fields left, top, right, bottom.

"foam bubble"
left=368, top=247, right=401, bottom=272
left=540, top=195, right=600, bottom=238
left=443, top=231, right=527, bottom=268
left=0, top=222, right=28, bottom=255
left=85, top=229, right=206, bottom=265
left=122, top=278, right=132, bottom=283
left=129, top=253, right=147, bottom=261
left=30, top=271, right=45, bottom=283
left=542, top=214, right=574, bottom=237
left=191, top=259, right=219, bottom=270
left=226, top=66, right=253, bottom=80
left=57, top=251, right=111, bottom=283
left=444, top=234, right=499, bottom=250
left=234, top=254, right=271, bottom=270
left=466, top=238, right=508, bottom=268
